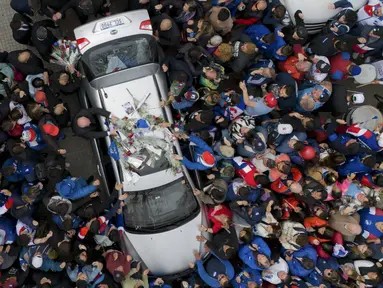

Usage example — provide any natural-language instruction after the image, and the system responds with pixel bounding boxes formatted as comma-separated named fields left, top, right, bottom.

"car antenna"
left=101, top=87, right=108, bottom=98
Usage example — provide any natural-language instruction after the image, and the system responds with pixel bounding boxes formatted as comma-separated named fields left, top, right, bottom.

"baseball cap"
left=251, top=134, right=266, bottom=152
left=351, top=93, right=365, bottom=104
left=42, top=123, right=59, bottom=136
left=277, top=124, right=293, bottom=135
left=32, top=255, right=43, bottom=268
left=299, top=146, right=317, bottom=160
left=35, top=90, right=48, bottom=107
left=206, top=35, right=222, bottom=48
left=113, top=270, right=125, bottom=283
left=264, top=92, right=278, bottom=108
left=296, top=26, right=308, bottom=38
left=316, top=60, right=330, bottom=73
left=350, top=65, right=362, bottom=76
left=184, top=88, right=199, bottom=102
left=201, top=151, right=215, bottom=167
left=21, top=128, right=36, bottom=142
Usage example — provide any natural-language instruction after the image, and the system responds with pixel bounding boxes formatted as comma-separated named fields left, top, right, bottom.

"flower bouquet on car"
left=50, top=39, right=82, bottom=72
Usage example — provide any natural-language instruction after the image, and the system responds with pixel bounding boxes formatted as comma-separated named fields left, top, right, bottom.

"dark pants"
left=11, top=0, right=32, bottom=15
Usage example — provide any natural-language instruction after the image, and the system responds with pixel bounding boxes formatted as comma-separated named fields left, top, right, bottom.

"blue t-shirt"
left=246, top=98, right=274, bottom=116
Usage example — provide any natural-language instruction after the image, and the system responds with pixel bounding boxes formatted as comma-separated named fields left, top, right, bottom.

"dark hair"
left=335, top=40, right=350, bottom=52
left=41, top=284, right=52, bottom=288
left=281, top=45, right=293, bottom=56
left=56, top=203, right=69, bottom=217
left=268, top=223, right=282, bottom=238
left=189, top=48, right=202, bottom=63
left=300, top=257, right=315, bottom=270
left=62, top=217, right=73, bottom=231
left=274, top=4, right=286, bottom=19
left=210, top=188, right=225, bottom=203
left=324, top=173, right=337, bottom=185
left=90, top=220, right=100, bottom=234
left=265, top=158, right=276, bottom=168
left=17, top=234, right=31, bottom=247
left=279, top=161, right=291, bottom=174
left=304, top=119, right=316, bottom=131
left=295, top=234, right=308, bottom=247
left=222, top=281, right=233, bottom=288
left=1, top=119, right=14, bottom=132
left=10, top=19, right=22, bottom=30
left=318, top=210, right=329, bottom=220
left=84, top=206, right=96, bottom=219
left=229, top=93, right=241, bottom=106
left=58, top=241, right=71, bottom=256
left=344, top=10, right=357, bottom=24
left=11, top=144, right=25, bottom=155
left=329, top=152, right=346, bottom=166
left=293, top=141, right=305, bottom=151
left=10, top=109, right=22, bottom=121
left=186, top=0, right=197, bottom=12
left=1, top=166, right=15, bottom=176
left=224, top=246, right=236, bottom=259
left=376, top=174, right=383, bottom=186
left=238, top=186, right=249, bottom=197
left=255, top=174, right=270, bottom=186
left=283, top=85, right=294, bottom=97
left=239, top=227, right=253, bottom=244
left=321, top=242, right=334, bottom=254
left=320, top=227, right=335, bottom=239
left=76, top=279, right=88, bottom=288
left=0, top=72, right=7, bottom=81
left=109, top=229, right=120, bottom=243
left=32, top=78, right=44, bottom=88
left=263, top=33, right=276, bottom=44
left=362, top=156, right=376, bottom=168
left=346, top=142, right=360, bottom=155
left=218, top=8, right=230, bottom=21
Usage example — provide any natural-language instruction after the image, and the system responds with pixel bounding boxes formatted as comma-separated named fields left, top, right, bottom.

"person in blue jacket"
left=212, top=0, right=242, bottom=16
left=231, top=267, right=263, bottom=288
left=262, top=0, right=286, bottom=27
left=304, top=257, right=340, bottom=287
left=336, top=154, right=375, bottom=176
left=226, top=178, right=262, bottom=202
left=194, top=249, right=235, bottom=288
left=21, top=122, right=47, bottom=151
left=296, top=84, right=331, bottom=113
left=175, top=134, right=217, bottom=170
left=275, top=131, right=307, bottom=154
left=1, top=157, right=37, bottom=183
left=325, top=0, right=357, bottom=36
left=55, top=176, right=99, bottom=200
left=168, top=87, right=199, bottom=111
left=238, top=236, right=272, bottom=270
left=283, top=245, right=317, bottom=278
left=0, top=215, right=17, bottom=245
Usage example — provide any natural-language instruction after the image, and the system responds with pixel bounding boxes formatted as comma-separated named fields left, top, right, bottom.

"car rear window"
left=81, top=35, right=157, bottom=79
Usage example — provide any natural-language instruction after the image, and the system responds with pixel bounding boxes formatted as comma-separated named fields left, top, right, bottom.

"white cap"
left=32, top=255, right=43, bottom=268
left=278, top=124, right=293, bottom=135
left=351, top=93, right=365, bottom=104
left=378, top=133, right=383, bottom=147
left=206, top=35, right=222, bottom=48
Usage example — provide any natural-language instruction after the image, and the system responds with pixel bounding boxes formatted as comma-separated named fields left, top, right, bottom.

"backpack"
left=35, top=154, right=66, bottom=181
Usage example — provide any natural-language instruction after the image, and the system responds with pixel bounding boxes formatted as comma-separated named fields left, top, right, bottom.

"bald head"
left=254, top=0, right=267, bottom=11
left=77, top=116, right=91, bottom=128
left=160, top=19, right=172, bottom=31
left=18, top=51, right=31, bottom=63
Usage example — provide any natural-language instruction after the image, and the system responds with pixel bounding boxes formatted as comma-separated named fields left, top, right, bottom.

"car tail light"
left=77, top=38, right=90, bottom=50
left=140, top=20, right=152, bottom=31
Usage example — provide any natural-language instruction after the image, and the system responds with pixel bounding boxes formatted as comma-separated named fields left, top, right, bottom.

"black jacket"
left=31, top=20, right=57, bottom=60
left=38, top=113, right=61, bottom=153
left=307, top=34, right=357, bottom=57
left=229, top=34, right=256, bottom=73
left=32, top=271, right=71, bottom=287
left=162, top=56, right=194, bottom=91
left=178, top=43, right=213, bottom=77
left=151, top=14, right=180, bottom=47
left=11, top=13, right=32, bottom=45
left=7, top=50, right=45, bottom=76
left=282, top=10, right=308, bottom=45
left=40, top=0, right=73, bottom=18
left=50, top=71, right=81, bottom=96
left=206, top=226, right=239, bottom=260
left=72, top=107, right=111, bottom=139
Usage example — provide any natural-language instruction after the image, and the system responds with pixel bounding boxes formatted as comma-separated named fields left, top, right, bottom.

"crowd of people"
left=2, top=0, right=383, bottom=287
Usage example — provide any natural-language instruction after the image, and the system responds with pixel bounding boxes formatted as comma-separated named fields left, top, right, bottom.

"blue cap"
left=350, top=65, right=362, bottom=76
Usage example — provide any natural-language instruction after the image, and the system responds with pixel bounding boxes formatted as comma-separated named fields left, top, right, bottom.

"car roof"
left=74, top=10, right=152, bottom=54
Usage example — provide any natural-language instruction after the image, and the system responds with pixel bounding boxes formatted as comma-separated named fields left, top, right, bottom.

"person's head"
left=227, top=92, right=242, bottom=107
left=374, top=6, right=383, bottom=17
left=56, top=202, right=70, bottom=217
left=256, top=253, right=271, bottom=269
left=351, top=244, right=372, bottom=259
left=241, top=43, right=258, bottom=55
left=262, top=33, right=276, bottom=44
left=62, top=217, right=73, bottom=231
left=36, top=27, right=47, bottom=41
left=302, top=117, right=317, bottom=131
left=1, top=119, right=16, bottom=132
left=76, top=279, right=88, bottom=288
left=10, top=108, right=23, bottom=121
left=17, top=51, right=31, bottom=63
left=217, top=274, right=230, bottom=287
left=323, top=269, right=340, bottom=283
left=376, top=221, right=383, bottom=232
left=58, top=72, right=70, bottom=86
left=27, top=103, right=45, bottom=121
left=362, top=155, right=376, bottom=168
left=376, top=174, right=383, bottom=186
left=10, top=19, right=22, bottom=30
left=289, top=140, right=305, bottom=151
left=1, top=165, right=16, bottom=176
left=77, top=251, right=87, bottom=265
left=273, top=4, right=286, bottom=19
left=84, top=206, right=96, bottom=219
left=238, top=186, right=249, bottom=197
left=312, top=88, right=329, bottom=103
left=295, top=234, right=308, bottom=247
left=299, top=257, right=315, bottom=270
left=345, top=139, right=360, bottom=154
left=90, top=219, right=100, bottom=234
left=312, top=189, right=327, bottom=200
left=280, top=85, right=294, bottom=98
left=32, top=77, right=44, bottom=88
left=11, top=143, right=25, bottom=155
left=254, top=174, right=270, bottom=187
left=32, top=254, right=43, bottom=268
left=222, top=245, right=236, bottom=259
left=330, top=152, right=346, bottom=166
left=280, top=45, right=293, bottom=56
left=217, top=8, right=230, bottom=21
left=324, top=173, right=338, bottom=185
left=205, top=91, right=221, bottom=106
left=342, top=9, right=357, bottom=24
left=277, top=271, right=290, bottom=282
left=253, top=0, right=267, bottom=11
left=17, top=233, right=32, bottom=247
left=289, top=181, right=302, bottom=194
left=58, top=241, right=71, bottom=257
left=334, top=39, right=350, bottom=52
left=267, top=223, right=282, bottom=238
left=183, top=0, right=197, bottom=12
left=318, top=226, right=335, bottom=239
left=239, top=227, right=253, bottom=244
left=54, top=104, right=66, bottom=115
left=77, top=116, right=91, bottom=128
left=160, top=19, right=172, bottom=31
left=277, top=160, right=291, bottom=175
left=296, top=61, right=312, bottom=72
left=108, top=228, right=121, bottom=243
left=209, top=187, right=226, bottom=204
left=293, top=26, right=308, bottom=39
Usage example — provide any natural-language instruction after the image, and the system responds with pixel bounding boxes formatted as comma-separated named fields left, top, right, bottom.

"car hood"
left=124, top=211, right=203, bottom=275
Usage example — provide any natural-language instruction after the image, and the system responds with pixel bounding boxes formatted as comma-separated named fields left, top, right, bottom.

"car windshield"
left=123, top=178, right=199, bottom=232
left=81, top=35, right=157, bottom=79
